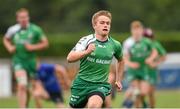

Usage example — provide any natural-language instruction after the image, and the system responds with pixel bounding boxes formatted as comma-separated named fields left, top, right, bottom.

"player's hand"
left=145, top=58, right=153, bottom=65
left=7, top=45, right=16, bottom=53
left=148, top=62, right=158, bottom=68
left=115, top=81, right=123, bottom=92
left=129, top=62, right=140, bottom=69
left=25, top=43, right=35, bottom=51
left=85, top=43, right=96, bottom=55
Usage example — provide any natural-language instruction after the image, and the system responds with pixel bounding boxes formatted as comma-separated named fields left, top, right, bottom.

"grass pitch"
left=0, top=90, right=179, bottom=108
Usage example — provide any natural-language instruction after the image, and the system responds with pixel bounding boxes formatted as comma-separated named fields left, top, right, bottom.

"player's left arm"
left=151, top=42, right=167, bottom=67
left=151, top=55, right=166, bottom=68
left=113, top=41, right=124, bottom=92
left=146, top=48, right=158, bottom=64
left=25, top=27, right=49, bottom=51
left=156, top=42, right=167, bottom=63
left=115, top=58, right=124, bottom=92
left=145, top=40, right=158, bottom=65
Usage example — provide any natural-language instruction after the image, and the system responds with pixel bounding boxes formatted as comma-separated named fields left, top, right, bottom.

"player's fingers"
left=115, top=82, right=122, bottom=91
left=118, top=84, right=122, bottom=90
left=115, top=82, right=121, bottom=92
left=91, top=44, right=96, bottom=48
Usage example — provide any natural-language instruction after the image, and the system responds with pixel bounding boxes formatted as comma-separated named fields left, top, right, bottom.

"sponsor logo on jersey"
left=97, top=44, right=106, bottom=48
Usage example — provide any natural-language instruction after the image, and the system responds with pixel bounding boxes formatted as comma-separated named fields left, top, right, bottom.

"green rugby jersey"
left=153, top=40, right=166, bottom=58
left=149, top=40, right=166, bottom=72
left=123, top=37, right=154, bottom=68
left=5, top=23, right=45, bottom=60
left=72, top=34, right=123, bottom=82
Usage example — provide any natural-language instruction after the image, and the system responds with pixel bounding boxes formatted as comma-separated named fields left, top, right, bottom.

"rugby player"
left=122, top=21, right=157, bottom=108
left=33, top=63, right=70, bottom=108
left=143, top=28, right=166, bottom=108
left=67, top=10, right=124, bottom=108
left=3, top=8, right=48, bottom=108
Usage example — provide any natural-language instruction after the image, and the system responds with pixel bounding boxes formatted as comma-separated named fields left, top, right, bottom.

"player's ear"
left=92, top=22, right=96, bottom=30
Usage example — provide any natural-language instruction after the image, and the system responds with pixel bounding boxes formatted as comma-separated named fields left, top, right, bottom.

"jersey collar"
left=19, top=23, right=30, bottom=30
left=131, top=36, right=143, bottom=42
left=93, top=34, right=109, bottom=43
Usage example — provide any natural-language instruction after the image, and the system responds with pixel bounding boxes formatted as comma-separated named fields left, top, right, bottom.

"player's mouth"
left=102, top=29, right=108, bottom=32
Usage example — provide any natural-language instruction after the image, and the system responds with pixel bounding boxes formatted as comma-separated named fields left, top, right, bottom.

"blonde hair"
left=16, top=8, right=29, bottom=16
left=130, top=20, right=143, bottom=29
left=92, top=10, right=112, bottom=25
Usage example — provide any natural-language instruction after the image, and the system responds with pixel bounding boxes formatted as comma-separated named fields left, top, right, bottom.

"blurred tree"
left=0, top=0, right=179, bottom=34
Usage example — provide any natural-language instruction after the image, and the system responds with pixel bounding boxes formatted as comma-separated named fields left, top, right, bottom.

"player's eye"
left=106, top=22, right=110, bottom=25
left=100, top=21, right=105, bottom=24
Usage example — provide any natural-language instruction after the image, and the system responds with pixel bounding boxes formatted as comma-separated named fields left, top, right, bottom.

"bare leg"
left=26, top=88, right=31, bottom=107
left=140, top=81, right=151, bottom=107
left=32, top=80, right=49, bottom=108
left=104, top=95, right=112, bottom=108
left=56, top=102, right=65, bottom=108
left=15, top=70, right=28, bottom=108
left=87, top=95, right=103, bottom=108
left=123, top=80, right=140, bottom=108
left=149, top=86, right=155, bottom=108
left=131, top=80, right=141, bottom=108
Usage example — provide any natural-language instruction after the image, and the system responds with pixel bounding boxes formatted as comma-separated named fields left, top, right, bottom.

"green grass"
left=0, top=90, right=180, bottom=108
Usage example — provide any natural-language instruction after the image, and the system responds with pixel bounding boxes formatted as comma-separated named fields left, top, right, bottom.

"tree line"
left=0, top=0, right=179, bottom=34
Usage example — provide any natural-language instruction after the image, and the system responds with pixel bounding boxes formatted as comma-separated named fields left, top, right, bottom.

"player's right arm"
left=3, top=25, right=18, bottom=54
left=67, top=44, right=95, bottom=63
left=67, top=36, right=96, bottom=63
left=123, top=39, right=139, bottom=69
left=124, top=54, right=139, bottom=69
left=3, top=37, right=16, bottom=53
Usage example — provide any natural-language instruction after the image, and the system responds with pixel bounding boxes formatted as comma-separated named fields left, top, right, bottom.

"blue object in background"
left=122, top=67, right=180, bottom=89
left=157, top=68, right=180, bottom=89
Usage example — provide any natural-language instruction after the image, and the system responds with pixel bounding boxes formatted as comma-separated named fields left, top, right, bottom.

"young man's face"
left=16, top=12, right=29, bottom=28
left=131, top=27, right=143, bottom=39
left=93, top=15, right=111, bottom=37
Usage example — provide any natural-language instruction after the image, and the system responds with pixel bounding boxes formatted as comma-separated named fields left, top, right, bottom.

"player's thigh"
left=131, top=79, right=140, bottom=88
left=104, top=95, right=111, bottom=108
left=140, top=80, right=151, bottom=95
left=15, top=69, right=28, bottom=86
left=87, top=94, right=103, bottom=108
left=149, top=85, right=155, bottom=95
left=125, top=80, right=140, bottom=98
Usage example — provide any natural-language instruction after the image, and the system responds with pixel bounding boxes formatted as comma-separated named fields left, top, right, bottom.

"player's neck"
left=95, top=33, right=108, bottom=42
left=132, top=35, right=142, bottom=42
left=20, top=23, right=30, bottom=29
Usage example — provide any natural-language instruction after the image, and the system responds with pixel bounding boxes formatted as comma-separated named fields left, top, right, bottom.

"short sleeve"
left=114, top=41, right=123, bottom=60
left=35, top=26, right=46, bottom=40
left=5, top=28, right=13, bottom=38
left=145, top=38, right=155, bottom=51
left=123, top=41, right=129, bottom=55
left=155, top=41, right=166, bottom=56
left=4, top=24, right=21, bottom=39
left=122, top=37, right=134, bottom=55
left=72, top=35, right=95, bottom=52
